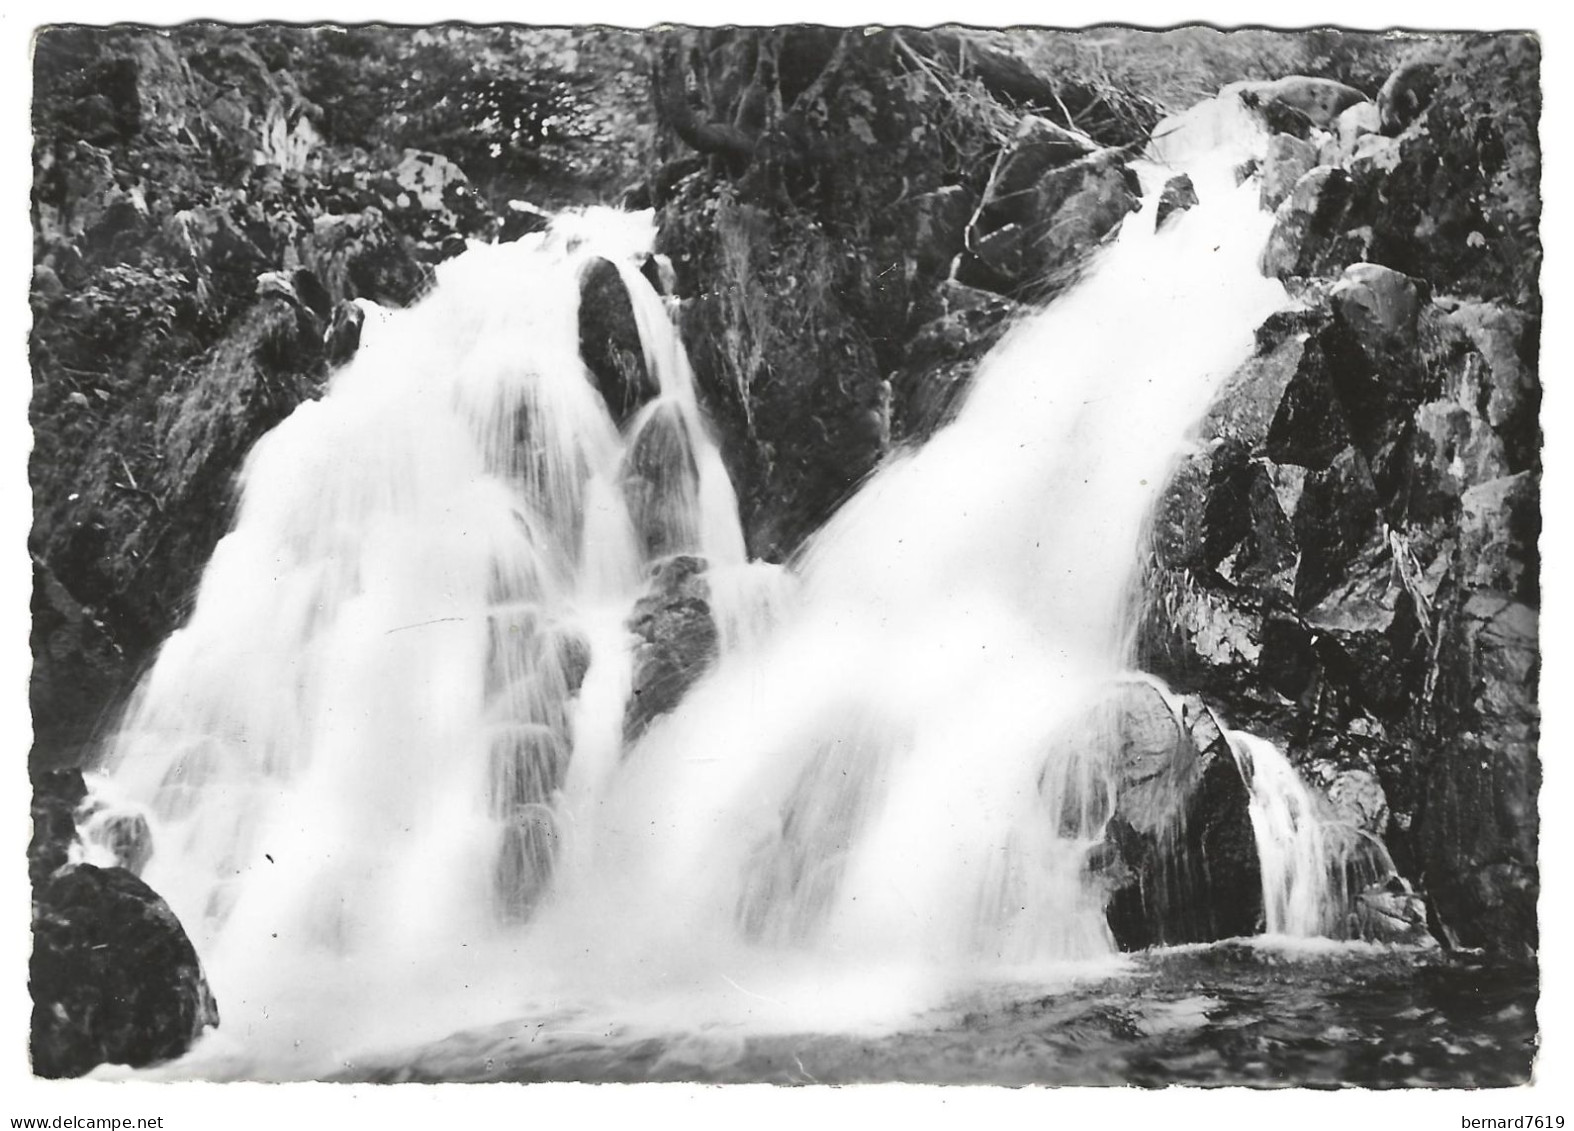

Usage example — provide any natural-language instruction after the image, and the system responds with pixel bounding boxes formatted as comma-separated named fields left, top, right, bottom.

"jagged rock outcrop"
left=1138, top=38, right=1540, bottom=955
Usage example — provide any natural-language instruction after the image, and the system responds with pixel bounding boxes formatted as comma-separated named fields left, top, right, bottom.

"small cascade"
left=1225, top=730, right=1408, bottom=942
left=1226, top=732, right=1336, bottom=936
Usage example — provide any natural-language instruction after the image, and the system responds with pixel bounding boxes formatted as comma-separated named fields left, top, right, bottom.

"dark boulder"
left=578, top=256, right=657, bottom=428
left=1198, top=322, right=1310, bottom=450
left=499, top=200, right=551, bottom=244
left=1458, top=473, right=1539, bottom=604
left=624, top=555, right=719, bottom=742
left=1200, top=442, right=1298, bottom=589
left=31, top=864, right=219, bottom=1078
left=1263, top=327, right=1356, bottom=471
left=1292, top=446, right=1383, bottom=614
left=1329, top=262, right=1423, bottom=356
left=1447, top=302, right=1540, bottom=474
left=984, top=117, right=1099, bottom=216
left=1154, top=174, right=1198, bottom=230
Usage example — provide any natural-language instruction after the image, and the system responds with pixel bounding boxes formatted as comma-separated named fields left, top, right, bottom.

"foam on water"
left=89, top=92, right=1363, bottom=1077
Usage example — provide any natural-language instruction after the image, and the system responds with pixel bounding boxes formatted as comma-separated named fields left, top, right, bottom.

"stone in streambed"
left=624, top=555, right=719, bottom=742
left=1155, top=174, right=1198, bottom=230
left=579, top=256, right=658, bottom=428
left=31, top=864, right=219, bottom=1078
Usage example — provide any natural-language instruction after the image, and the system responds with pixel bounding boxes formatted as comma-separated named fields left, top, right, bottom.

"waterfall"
left=88, top=91, right=1362, bottom=1072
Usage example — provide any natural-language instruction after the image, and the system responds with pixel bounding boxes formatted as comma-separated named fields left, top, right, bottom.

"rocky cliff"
left=1134, top=36, right=1539, bottom=956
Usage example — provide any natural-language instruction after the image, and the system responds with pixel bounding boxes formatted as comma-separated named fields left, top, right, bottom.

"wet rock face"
left=1053, top=684, right=1261, bottom=950
left=307, top=209, right=433, bottom=309
left=499, top=201, right=551, bottom=244
left=621, top=403, right=702, bottom=560
left=661, top=199, right=890, bottom=561
left=1092, top=688, right=1262, bottom=950
left=325, top=299, right=365, bottom=366
left=624, top=555, right=720, bottom=742
left=31, top=864, right=219, bottom=1078
left=579, top=257, right=657, bottom=428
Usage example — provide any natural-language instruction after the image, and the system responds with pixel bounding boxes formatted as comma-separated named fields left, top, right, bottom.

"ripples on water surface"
left=331, top=942, right=1534, bottom=1087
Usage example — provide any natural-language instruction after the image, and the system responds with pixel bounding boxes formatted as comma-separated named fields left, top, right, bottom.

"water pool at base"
left=327, top=942, right=1534, bottom=1087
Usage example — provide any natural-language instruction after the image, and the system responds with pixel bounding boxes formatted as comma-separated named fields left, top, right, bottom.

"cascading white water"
left=89, top=90, right=1360, bottom=1076
left=1227, top=731, right=1336, bottom=937
left=91, top=209, right=791, bottom=1065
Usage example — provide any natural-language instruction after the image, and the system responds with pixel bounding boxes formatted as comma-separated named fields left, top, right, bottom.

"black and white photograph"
left=11, top=5, right=1558, bottom=1116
